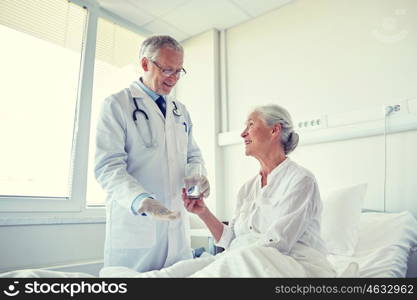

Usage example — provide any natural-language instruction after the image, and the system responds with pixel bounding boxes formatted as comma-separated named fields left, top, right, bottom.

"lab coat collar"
left=130, top=80, right=146, bottom=98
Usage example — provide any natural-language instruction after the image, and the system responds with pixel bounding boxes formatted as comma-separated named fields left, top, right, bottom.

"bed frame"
left=406, top=247, right=417, bottom=278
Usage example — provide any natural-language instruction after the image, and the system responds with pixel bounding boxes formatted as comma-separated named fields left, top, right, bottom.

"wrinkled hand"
left=137, top=198, right=180, bottom=221
left=182, top=188, right=207, bottom=216
left=184, top=175, right=210, bottom=198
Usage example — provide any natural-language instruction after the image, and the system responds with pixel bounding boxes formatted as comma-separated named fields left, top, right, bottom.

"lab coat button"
left=269, top=239, right=273, bottom=242
left=249, top=226, right=252, bottom=230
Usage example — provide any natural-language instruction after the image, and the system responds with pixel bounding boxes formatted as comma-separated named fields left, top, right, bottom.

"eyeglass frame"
left=148, top=58, right=187, bottom=77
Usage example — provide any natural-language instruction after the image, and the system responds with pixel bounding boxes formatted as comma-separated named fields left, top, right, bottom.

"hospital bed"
left=1, top=210, right=416, bottom=278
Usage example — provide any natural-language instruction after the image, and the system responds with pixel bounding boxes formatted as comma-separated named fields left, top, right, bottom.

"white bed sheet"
left=0, top=240, right=340, bottom=278
left=0, top=269, right=94, bottom=278
left=327, top=211, right=417, bottom=278
left=100, top=236, right=340, bottom=278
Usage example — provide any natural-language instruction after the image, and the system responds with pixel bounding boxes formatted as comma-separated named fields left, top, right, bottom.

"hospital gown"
left=100, top=158, right=336, bottom=278
left=218, top=157, right=327, bottom=255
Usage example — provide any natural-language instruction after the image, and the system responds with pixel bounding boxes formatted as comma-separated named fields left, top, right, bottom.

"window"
left=0, top=0, right=87, bottom=198
left=86, top=18, right=146, bottom=206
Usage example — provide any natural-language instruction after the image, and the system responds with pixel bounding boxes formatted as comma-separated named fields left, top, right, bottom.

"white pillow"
left=321, top=183, right=367, bottom=256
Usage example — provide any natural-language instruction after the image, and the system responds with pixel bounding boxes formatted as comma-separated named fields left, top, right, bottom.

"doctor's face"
left=141, top=47, right=184, bottom=95
left=241, top=112, right=275, bottom=157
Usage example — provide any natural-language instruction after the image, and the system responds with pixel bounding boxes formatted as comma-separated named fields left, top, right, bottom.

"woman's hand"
left=182, top=188, right=207, bottom=216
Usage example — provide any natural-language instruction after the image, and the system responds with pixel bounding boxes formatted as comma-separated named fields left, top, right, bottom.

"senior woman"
left=181, top=104, right=336, bottom=277
left=100, top=104, right=338, bottom=277
left=187, top=105, right=324, bottom=251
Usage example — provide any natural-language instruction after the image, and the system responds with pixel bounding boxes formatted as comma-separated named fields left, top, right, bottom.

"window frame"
left=0, top=0, right=151, bottom=220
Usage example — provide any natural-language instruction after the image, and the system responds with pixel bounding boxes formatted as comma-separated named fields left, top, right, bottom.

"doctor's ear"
left=141, top=57, right=149, bottom=72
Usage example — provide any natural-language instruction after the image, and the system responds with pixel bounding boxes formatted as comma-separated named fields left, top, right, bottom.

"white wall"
left=176, top=29, right=223, bottom=226
left=227, top=0, right=417, bottom=129
left=0, top=222, right=105, bottom=273
left=222, top=0, right=417, bottom=219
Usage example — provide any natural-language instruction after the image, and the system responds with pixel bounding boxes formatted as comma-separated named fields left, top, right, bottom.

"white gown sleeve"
left=94, top=96, right=148, bottom=212
left=214, top=223, right=235, bottom=249
left=257, top=176, right=319, bottom=254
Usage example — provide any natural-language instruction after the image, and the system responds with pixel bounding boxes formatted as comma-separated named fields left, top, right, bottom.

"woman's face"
left=241, top=112, right=277, bottom=157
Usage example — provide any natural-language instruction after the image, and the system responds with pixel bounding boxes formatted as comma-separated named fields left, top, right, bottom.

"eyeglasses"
left=149, top=59, right=187, bottom=77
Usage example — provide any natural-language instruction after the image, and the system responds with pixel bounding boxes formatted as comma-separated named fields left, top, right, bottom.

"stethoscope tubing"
left=132, top=97, right=149, bottom=121
left=126, top=88, right=183, bottom=148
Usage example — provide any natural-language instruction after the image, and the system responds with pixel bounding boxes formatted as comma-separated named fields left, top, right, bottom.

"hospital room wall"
left=220, top=0, right=417, bottom=220
left=176, top=29, right=222, bottom=229
left=0, top=223, right=104, bottom=273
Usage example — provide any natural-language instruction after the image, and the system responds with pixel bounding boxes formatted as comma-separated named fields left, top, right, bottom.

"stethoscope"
left=172, top=101, right=181, bottom=117
left=126, top=88, right=184, bottom=148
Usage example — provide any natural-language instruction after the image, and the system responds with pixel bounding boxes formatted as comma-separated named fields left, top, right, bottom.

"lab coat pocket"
left=111, top=213, right=156, bottom=249
left=175, top=122, right=188, bottom=155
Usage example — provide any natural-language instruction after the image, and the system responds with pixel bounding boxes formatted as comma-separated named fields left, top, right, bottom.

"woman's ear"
left=271, top=123, right=281, bottom=136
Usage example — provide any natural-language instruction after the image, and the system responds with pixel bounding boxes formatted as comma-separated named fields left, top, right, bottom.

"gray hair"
left=139, top=35, right=183, bottom=60
left=253, top=104, right=299, bottom=155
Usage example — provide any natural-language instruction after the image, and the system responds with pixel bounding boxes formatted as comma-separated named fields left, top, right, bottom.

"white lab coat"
left=216, top=158, right=327, bottom=255
left=94, top=81, right=205, bottom=272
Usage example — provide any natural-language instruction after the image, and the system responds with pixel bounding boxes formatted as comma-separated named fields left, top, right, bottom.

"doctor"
left=94, top=35, right=210, bottom=272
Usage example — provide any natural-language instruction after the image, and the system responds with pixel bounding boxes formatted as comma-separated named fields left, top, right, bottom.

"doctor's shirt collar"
left=137, top=78, right=166, bottom=102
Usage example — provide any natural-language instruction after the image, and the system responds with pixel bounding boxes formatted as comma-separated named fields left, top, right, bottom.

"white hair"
left=139, top=35, right=183, bottom=60
left=253, top=104, right=299, bottom=154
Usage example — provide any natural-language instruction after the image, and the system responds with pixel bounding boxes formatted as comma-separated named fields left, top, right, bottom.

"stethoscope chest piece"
left=172, top=101, right=181, bottom=117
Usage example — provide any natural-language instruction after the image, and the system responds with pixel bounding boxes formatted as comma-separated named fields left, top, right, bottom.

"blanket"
left=99, top=240, right=350, bottom=278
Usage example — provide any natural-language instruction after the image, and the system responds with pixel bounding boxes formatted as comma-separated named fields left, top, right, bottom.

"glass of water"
left=184, top=163, right=202, bottom=199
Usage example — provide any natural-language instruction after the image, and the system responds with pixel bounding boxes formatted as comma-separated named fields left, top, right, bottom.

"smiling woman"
left=241, top=105, right=299, bottom=185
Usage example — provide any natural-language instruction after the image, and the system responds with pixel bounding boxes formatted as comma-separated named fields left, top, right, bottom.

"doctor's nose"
left=167, top=73, right=180, bottom=81
left=165, top=77, right=178, bottom=86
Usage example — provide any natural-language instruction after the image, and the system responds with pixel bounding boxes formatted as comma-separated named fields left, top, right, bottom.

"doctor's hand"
left=137, top=198, right=180, bottom=221
left=183, top=175, right=210, bottom=198
left=182, top=188, right=207, bottom=216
